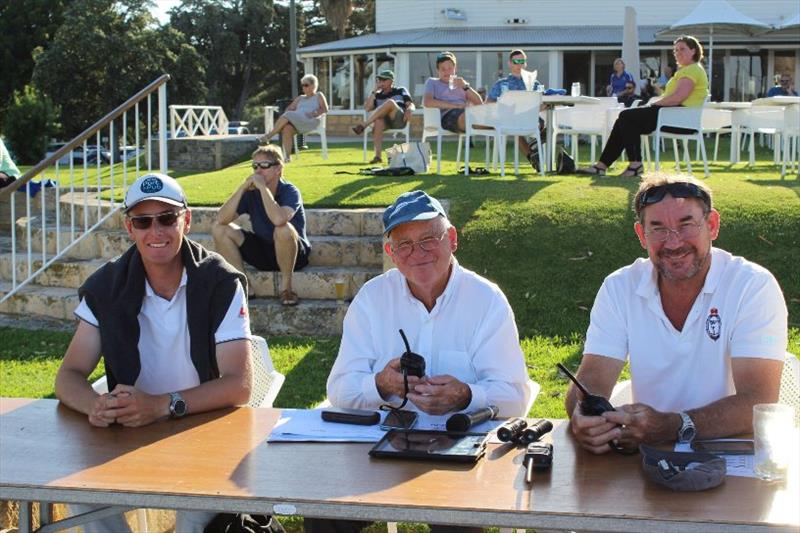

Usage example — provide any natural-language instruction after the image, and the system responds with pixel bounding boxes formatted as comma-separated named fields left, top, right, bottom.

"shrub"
left=3, top=85, right=59, bottom=164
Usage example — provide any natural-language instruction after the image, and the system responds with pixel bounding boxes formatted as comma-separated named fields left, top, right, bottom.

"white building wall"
left=376, top=0, right=800, bottom=31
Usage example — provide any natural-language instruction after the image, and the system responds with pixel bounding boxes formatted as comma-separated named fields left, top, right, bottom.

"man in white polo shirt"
left=55, top=173, right=252, bottom=532
left=566, top=174, right=787, bottom=454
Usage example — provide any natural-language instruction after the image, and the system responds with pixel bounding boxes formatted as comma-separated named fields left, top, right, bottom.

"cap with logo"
left=124, top=173, right=187, bottom=213
left=377, top=69, right=395, bottom=81
left=383, top=190, right=447, bottom=235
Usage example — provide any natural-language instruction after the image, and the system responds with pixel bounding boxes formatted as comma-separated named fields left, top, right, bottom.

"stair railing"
left=0, top=74, right=170, bottom=305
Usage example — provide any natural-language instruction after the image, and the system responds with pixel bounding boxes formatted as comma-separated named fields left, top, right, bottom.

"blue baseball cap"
left=383, top=190, right=447, bottom=235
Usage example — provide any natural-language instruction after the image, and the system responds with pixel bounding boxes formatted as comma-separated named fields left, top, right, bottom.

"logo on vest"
left=705, top=308, right=721, bottom=341
left=140, top=176, right=163, bottom=194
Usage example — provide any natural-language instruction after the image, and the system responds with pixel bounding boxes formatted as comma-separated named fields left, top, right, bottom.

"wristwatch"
left=677, top=411, right=696, bottom=443
left=169, top=392, right=187, bottom=418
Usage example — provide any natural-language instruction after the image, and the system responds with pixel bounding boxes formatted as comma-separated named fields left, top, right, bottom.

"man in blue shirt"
left=213, top=144, right=311, bottom=306
left=767, top=74, right=798, bottom=97
left=486, top=49, right=545, bottom=172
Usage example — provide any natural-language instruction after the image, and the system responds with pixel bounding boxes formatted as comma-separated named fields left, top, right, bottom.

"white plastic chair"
left=248, top=334, right=286, bottom=408
left=463, top=104, right=499, bottom=176
left=361, top=109, right=410, bottom=162
left=738, top=107, right=785, bottom=167
left=493, top=91, right=544, bottom=177
left=421, top=107, right=464, bottom=174
left=780, top=106, right=800, bottom=178
left=652, top=106, right=709, bottom=177
left=553, top=99, right=620, bottom=167
left=700, top=108, right=733, bottom=162
left=293, top=114, right=328, bottom=160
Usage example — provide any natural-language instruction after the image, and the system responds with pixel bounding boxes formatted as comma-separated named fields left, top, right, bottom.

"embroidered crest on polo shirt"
left=705, top=308, right=721, bottom=341
left=238, top=305, right=248, bottom=318
left=140, top=176, right=164, bottom=193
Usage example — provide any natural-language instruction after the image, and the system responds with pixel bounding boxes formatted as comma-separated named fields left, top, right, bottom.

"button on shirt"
left=327, top=261, right=530, bottom=417
left=584, top=248, right=787, bottom=413
left=75, top=270, right=250, bottom=395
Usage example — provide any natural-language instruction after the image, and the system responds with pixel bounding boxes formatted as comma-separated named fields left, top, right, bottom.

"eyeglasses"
left=128, top=210, right=184, bottom=230
left=252, top=160, right=280, bottom=170
left=636, top=182, right=710, bottom=213
left=780, top=79, right=791, bottom=84
left=301, top=83, right=311, bottom=87
left=645, top=220, right=705, bottom=242
left=511, top=58, right=527, bottom=65
left=390, top=230, right=447, bottom=258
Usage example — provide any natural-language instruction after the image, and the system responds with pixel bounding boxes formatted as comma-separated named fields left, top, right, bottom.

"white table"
left=707, top=102, right=754, bottom=163
left=542, top=95, right=602, bottom=171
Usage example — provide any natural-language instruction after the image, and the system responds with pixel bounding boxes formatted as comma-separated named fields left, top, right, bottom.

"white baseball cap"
left=124, top=173, right=187, bottom=213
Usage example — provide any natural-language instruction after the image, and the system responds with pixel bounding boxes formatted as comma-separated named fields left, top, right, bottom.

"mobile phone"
left=691, top=439, right=754, bottom=455
left=321, top=407, right=380, bottom=426
left=379, top=409, right=418, bottom=430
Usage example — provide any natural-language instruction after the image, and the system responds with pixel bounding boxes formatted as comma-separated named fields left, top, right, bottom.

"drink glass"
left=753, top=403, right=795, bottom=481
left=448, top=74, right=456, bottom=90
left=334, top=278, right=347, bottom=303
left=571, top=82, right=581, bottom=97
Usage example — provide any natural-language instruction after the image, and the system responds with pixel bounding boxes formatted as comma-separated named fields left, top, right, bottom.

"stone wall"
left=151, top=136, right=260, bottom=172
left=326, top=114, right=423, bottom=138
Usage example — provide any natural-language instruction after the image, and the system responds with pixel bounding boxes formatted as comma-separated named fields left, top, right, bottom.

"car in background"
left=45, top=143, right=111, bottom=165
left=227, top=121, right=250, bottom=135
left=120, top=146, right=143, bottom=162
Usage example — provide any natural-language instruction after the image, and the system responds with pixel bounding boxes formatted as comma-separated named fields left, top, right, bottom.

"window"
left=331, top=56, right=351, bottom=109
left=481, top=51, right=506, bottom=95
left=354, top=54, right=373, bottom=107
left=409, top=52, right=441, bottom=105
left=594, top=51, right=618, bottom=96
left=314, top=58, right=331, bottom=100
left=728, top=51, right=768, bottom=101
left=564, top=51, right=591, bottom=96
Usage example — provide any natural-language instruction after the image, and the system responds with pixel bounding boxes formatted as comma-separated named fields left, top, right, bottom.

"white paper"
left=267, top=408, right=504, bottom=443
left=674, top=440, right=755, bottom=477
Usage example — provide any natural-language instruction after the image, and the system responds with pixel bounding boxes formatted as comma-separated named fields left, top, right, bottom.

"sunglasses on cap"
left=636, top=183, right=710, bottom=213
left=128, top=210, right=185, bottom=230
left=252, top=160, right=280, bottom=170
left=511, top=58, right=527, bottom=65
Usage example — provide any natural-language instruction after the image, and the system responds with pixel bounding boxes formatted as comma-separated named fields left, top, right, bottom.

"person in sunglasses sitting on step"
left=213, top=144, right=311, bottom=306
left=56, top=173, right=253, bottom=533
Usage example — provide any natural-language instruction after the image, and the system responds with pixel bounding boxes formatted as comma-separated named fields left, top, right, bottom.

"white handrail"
left=169, top=105, right=229, bottom=138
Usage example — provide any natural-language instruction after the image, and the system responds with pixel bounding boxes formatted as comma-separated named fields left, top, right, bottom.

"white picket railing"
left=170, top=105, right=229, bottom=137
left=0, top=75, right=170, bottom=305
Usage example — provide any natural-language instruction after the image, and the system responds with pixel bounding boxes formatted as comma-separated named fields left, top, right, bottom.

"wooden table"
left=1, top=398, right=798, bottom=533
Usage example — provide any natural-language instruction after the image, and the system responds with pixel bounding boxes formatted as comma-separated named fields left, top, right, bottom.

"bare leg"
left=273, top=224, right=300, bottom=294
left=281, top=123, right=296, bottom=162
left=212, top=222, right=250, bottom=293
left=363, top=101, right=401, bottom=127
left=262, top=116, right=290, bottom=142
left=372, top=119, right=388, bottom=159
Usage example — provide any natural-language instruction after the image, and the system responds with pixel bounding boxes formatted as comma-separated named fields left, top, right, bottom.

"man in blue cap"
left=351, top=69, right=415, bottom=164
left=308, top=190, right=530, bottom=533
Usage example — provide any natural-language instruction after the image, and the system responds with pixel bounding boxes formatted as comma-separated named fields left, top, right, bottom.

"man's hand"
left=407, top=375, right=470, bottom=415
left=88, top=394, right=118, bottom=427
left=569, top=403, right=621, bottom=454
left=403, top=107, right=413, bottom=122
left=106, top=385, right=169, bottom=427
left=375, top=358, right=423, bottom=400
left=603, top=403, right=678, bottom=448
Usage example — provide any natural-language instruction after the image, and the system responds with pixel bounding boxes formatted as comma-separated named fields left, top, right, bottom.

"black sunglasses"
left=637, top=183, right=710, bottom=213
left=128, top=210, right=184, bottom=230
left=252, top=161, right=280, bottom=170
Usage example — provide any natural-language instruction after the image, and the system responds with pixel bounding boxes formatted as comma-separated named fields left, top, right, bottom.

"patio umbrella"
left=622, top=6, right=641, bottom=95
left=778, top=12, right=800, bottom=29
left=661, top=0, right=770, bottom=90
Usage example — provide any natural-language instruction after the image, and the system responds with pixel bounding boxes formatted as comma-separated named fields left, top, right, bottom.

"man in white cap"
left=55, top=173, right=253, bottom=532
left=306, top=190, right=531, bottom=533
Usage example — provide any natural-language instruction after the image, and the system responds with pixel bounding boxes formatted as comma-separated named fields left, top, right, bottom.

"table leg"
left=18, top=501, right=32, bottom=533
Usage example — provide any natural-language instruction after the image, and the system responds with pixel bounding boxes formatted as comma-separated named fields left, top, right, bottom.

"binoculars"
left=497, top=418, right=553, bottom=445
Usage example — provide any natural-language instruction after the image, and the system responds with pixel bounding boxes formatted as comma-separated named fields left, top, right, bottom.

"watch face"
left=174, top=399, right=187, bottom=416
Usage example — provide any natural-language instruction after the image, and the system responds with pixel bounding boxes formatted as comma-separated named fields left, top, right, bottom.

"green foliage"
left=3, top=85, right=60, bottom=164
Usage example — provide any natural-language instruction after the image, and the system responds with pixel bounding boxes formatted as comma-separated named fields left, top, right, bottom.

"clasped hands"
left=570, top=402, right=672, bottom=454
left=89, top=384, right=167, bottom=428
left=375, top=357, right=470, bottom=415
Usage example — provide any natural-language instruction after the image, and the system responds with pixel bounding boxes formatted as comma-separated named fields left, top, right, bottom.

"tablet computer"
left=369, top=429, right=488, bottom=463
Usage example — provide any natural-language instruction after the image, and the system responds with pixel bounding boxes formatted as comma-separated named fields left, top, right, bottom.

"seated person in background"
left=607, top=58, right=635, bottom=96
left=423, top=51, right=483, bottom=133
left=486, top=49, right=546, bottom=171
left=579, top=35, right=709, bottom=177
left=656, top=65, right=674, bottom=91
left=56, top=173, right=252, bottom=532
left=351, top=69, right=415, bottom=164
left=617, top=81, right=641, bottom=108
left=567, top=174, right=787, bottom=454
left=260, top=74, right=328, bottom=162
left=767, top=73, right=798, bottom=96
left=213, top=144, right=311, bottom=306
left=306, top=190, right=531, bottom=533
left=0, top=138, right=21, bottom=189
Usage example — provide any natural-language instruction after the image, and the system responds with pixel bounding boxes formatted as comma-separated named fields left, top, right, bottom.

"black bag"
left=335, top=166, right=416, bottom=176
left=204, top=513, right=286, bottom=533
left=556, top=148, right=576, bottom=174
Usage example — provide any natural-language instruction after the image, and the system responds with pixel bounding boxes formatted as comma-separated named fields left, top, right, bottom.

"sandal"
left=280, top=289, right=299, bottom=306
left=618, top=164, right=644, bottom=178
left=369, top=156, right=382, bottom=164
left=352, top=124, right=365, bottom=135
left=576, top=164, right=606, bottom=176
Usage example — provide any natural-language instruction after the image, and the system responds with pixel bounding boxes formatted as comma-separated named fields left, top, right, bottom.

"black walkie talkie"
left=556, top=362, right=614, bottom=416
left=399, top=329, right=425, bottom=378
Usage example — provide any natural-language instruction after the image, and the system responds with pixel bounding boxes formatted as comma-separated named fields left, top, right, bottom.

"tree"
left=32, top=0, right=207, bottom=137
left=318, top=0, right=353, bottom=39
left=4, top=86, right=60, bottom=164
left=0, top=0, right=71, bottom=132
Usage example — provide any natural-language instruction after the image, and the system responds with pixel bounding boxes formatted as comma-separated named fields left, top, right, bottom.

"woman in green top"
left=579, top=35, right=709, bottom=177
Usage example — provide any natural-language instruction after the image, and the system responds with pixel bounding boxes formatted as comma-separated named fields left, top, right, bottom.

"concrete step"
left=0, top=281, right=348, bottom=336
left=70, top=205, right=386, bottom=236
left=16, top=228, right=384, bottom=267
left=0, top=254, right=380, bottom=300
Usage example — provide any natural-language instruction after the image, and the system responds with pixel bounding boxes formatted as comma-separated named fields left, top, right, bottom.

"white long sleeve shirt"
left=327, top=261, right=531, bottom=417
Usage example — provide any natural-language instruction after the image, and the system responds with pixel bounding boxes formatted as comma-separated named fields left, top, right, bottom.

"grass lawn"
left=6, top=139, right=800, bottom=421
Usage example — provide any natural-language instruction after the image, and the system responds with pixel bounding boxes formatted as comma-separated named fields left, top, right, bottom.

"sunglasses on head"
left=511, top=58, right=527, bottom=65
left=637, top=183, right=710, bottom=213
left=252, top=160, right=280, bottom=170
left=128, top=210, right=184, bottom=230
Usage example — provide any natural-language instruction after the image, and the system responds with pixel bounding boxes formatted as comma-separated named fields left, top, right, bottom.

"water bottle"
left=448, top=74, right=456, bottom=90
left=571, top=82, right=581, bottom=97
left=500, top=81, right=509, bottom=97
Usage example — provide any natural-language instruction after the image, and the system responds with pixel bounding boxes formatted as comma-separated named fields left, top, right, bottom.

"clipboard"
left=368, top=429, right=488, bottom=463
